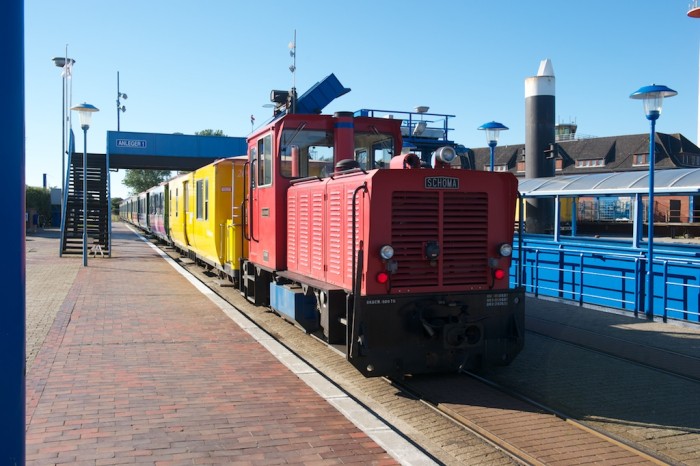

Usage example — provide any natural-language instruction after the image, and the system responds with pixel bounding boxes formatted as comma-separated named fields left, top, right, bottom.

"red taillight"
left=494, top=269, right=506, bottom=280
left=376, top=272, right=389, bottom=284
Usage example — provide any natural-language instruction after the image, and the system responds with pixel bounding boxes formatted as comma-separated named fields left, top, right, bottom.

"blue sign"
left=116, top=139, right=147, bottom=149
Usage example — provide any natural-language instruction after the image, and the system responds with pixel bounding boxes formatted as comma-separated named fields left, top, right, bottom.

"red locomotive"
left=241, top=108, right=524, bottom=377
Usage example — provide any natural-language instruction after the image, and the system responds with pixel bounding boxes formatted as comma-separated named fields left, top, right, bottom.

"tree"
left=111, top=197, right=123, bottom=216
left=195, top=129, right=227, bottom=137
left=26, top=186, right=51, bottom=226
left=122, top=170, right=172, bottom=195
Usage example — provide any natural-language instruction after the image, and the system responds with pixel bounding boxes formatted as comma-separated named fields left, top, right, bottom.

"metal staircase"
left=60, top=150, right=110, bottom=256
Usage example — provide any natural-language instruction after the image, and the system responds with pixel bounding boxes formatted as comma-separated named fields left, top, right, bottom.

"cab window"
left=280, top=128, right=334, bottom=178
left=257, top=135, right=272, bottom=186
left=354, top=132, right=394, bottom=169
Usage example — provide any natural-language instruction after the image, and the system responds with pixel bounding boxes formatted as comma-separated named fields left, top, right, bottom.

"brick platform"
left=25, top=225, right=409, bottom=465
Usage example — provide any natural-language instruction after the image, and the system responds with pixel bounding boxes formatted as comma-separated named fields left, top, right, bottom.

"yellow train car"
left=167, top=156, right=248, bottom=283
left=516, top=196, right=574, bottom=225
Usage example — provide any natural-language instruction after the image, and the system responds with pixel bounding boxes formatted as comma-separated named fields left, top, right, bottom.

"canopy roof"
left=518, top=168, right=700, bottom=197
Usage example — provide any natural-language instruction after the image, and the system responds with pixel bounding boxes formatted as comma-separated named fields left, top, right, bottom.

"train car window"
left=257, top=135, right=272, bottom=186
left=184, top=182, right=189, bottom=215
left=355, top=149, right=368, bottom=170
left=249, top=147, right=257, bottom=189
left=196, top=180, right=202, bottom=219
left=204, top=179, right=209, bottom=220
left=280, top=129, right=334, bottom=178
left=196, top=179, right=209, bottom=220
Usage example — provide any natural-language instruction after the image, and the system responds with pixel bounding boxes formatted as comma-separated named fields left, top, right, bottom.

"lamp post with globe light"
left=478, top=121, right=508, bottom=172
left=71, top=103, right=99, bottom=266
left=52, top=55, right=75, bottom=195
left=629, top=84, right=677, bottom=320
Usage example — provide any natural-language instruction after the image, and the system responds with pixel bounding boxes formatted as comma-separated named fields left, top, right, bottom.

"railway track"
left=154, top=237, right=697, bottom=465
left=496, top=323, right=700, bottom=466
left=391, top=373, right=674, bottom=465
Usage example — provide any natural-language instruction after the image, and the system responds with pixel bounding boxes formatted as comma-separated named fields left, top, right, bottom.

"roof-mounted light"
left=434, top=146, right=456, bottom=164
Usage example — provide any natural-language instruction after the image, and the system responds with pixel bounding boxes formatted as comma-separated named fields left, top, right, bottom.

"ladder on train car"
left=59, top=151, right=110, bottom=257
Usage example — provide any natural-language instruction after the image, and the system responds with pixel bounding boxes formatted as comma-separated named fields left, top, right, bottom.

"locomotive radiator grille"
left=391, top=191, right=489, bottom=288
left=327, top=189, right=343, bottom=278
left=297, top=192, right=311, bottom=270
left=310, top=191, right=325, bottom=275
left=442, top=192, right=489, bottom=285
left=287, top=195, right=297, bottom=266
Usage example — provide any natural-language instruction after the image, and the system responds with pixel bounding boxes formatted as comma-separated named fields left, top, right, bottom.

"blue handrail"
left=511, top=237, right=700, bottom=324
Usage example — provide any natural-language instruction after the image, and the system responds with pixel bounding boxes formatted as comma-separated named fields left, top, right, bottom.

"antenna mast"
left=289, top=30, right=297, bottom=114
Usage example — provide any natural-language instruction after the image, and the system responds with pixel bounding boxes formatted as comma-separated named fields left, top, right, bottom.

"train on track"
left=120, top=99, right=525, bottom=378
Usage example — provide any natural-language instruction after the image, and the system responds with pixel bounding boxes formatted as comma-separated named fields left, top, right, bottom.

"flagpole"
left=62, top=46, right=67, bottom=195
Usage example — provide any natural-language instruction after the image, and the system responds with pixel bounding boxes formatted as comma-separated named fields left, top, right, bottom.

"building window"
left=633, top=153, right=649, bottom=166
left=678, top=153, right=700, bottom=167
left=575, top=159, right=605, bottom=168
left=576, top=159, right=605, bottom=168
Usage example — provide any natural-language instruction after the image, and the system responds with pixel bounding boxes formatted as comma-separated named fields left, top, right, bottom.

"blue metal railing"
left=659, top=256, right=700, bottom=322
left=511, top=236, right=700, bottom=324
left=354, top=108, right=455, bottom=143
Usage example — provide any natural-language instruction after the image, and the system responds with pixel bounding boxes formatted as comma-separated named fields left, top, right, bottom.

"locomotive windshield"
left=354, top=131, right=394, bottom=170
left=280, top=125, right=395, bottom=177
left=280, top=128, right=334, bottom=178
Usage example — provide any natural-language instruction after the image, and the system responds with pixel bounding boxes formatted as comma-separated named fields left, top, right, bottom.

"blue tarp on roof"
left=294, top=73, right=351, bottom=114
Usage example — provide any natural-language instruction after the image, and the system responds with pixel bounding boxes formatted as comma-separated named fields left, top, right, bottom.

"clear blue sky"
left=25, top=0, right=700, bottom=199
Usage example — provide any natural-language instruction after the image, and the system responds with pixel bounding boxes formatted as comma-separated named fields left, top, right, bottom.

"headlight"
left=380, top=245, right=394, bottom=260
left=499, top=243, right=513, bottom=257
left=434, top=146, right=456, bottom=164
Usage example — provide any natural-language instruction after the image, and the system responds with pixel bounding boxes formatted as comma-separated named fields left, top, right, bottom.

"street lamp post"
left=71, top=103, right=100, bottom=267
left=52, top=55, right=75, bottom=195
left=117, top=71, right=127, bottom=131
left=630, top=84, right=677, bottom=321
left=478, top=121, right=509, bottom=171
